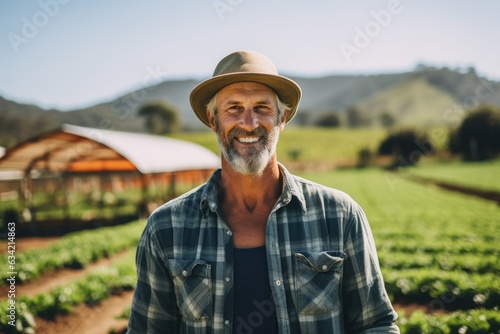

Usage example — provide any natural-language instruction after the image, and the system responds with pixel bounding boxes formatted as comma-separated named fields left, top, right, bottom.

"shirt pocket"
left=167, top=259, right=213, bottom=321
left=293, top=250, right=346, bottom=315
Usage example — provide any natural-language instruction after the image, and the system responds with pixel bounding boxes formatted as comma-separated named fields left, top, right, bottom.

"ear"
left=279, top=111, right=287, bottom=132
left=206, top=109, right=217, bottom=132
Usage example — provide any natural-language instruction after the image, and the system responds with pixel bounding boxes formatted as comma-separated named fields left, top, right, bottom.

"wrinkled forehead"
left=217, top=82, right=277, bottom=101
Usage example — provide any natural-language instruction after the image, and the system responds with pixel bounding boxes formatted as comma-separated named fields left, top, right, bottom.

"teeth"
left=238, top=137, right=259, bottom=143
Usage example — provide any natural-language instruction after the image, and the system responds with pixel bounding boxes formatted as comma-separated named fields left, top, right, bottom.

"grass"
left=410, top=159, right=500, bottom=193
left=296, top=167, right=499, bottom=238
left=296, top=168, right=499, bottom=313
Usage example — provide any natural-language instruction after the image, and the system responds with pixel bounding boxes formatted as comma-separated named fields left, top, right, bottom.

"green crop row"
left=378, top=251, right=499, bottom=274
left=411, top=159, right=500, bottom=193
left=384, top=269, right=499, bottom=310
left=0, top=220, right=145, bottom=284
left=0, top=250, right=137, bottom=333
left=376, top=237, right=498, bottom=256
left=397, top=309, right=500, bottom=334
left=297, top=168, right=499, bottom=237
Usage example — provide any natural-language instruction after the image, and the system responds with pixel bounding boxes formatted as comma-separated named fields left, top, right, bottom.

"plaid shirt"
left=127, top=165, right=399, bottom=334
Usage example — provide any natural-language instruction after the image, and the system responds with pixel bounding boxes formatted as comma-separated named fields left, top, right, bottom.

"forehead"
left=217, top=82, right=276, bottom=101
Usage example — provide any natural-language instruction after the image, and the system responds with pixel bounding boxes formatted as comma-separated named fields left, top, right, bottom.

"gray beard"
left=215, top=121, right=280, bottom=176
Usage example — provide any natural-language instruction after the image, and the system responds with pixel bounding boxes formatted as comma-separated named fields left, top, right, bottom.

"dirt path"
left=0, top=236, right=61, bottom=254
left=34, top=290, right=133, bottom=334
left=1, top=249, right=130, bottom=298
left=409, top=175, right=500, bottom=205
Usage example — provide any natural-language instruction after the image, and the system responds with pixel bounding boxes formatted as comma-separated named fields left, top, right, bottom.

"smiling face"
left=207, top=82, right=286, bottom=175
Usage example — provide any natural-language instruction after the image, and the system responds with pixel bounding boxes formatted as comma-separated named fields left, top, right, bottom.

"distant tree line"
left=373, top=104, right=500, bottom=167
left=297, top=107, right=395, bottom=129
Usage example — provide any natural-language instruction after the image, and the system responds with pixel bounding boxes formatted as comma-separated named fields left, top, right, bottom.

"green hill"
left=356, top=76, right=460, bottom=126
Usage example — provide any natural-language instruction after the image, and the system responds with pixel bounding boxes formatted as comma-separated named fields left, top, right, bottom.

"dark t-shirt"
left=232, top=245, right=279, bottom=334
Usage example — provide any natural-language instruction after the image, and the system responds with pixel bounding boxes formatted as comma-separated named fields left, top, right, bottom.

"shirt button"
left=226, top=230, right=232, bottom=236
left=322, top=265, right=328, bottom=271
left=225, top=277, right=231, bottom=282
left=275, top=279, right=282, bottom=286
left=182, top=270, right=188, bottom=277
left=224, top=320, right=230, bottom=326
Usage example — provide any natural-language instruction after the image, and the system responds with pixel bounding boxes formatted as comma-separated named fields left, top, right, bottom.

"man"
left=127, top=50, right=399, bottom=333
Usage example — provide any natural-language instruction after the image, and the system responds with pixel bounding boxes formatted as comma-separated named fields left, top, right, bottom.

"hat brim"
left=189, top=72, right=302, bottom=127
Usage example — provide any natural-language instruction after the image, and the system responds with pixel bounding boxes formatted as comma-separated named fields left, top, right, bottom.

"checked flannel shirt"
left=127, top=164, right=399, bottom=334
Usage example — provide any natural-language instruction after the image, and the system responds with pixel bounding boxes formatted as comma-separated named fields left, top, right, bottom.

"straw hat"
left=189, top=50, right=302, bottom=127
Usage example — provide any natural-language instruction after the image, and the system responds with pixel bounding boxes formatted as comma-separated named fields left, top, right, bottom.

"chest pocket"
left=167, top=259, right=213, bottom=321
left=293, top=251, right=346, bottom=315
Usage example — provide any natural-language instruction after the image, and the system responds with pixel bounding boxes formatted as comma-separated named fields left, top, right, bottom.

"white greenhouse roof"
left=0, top=124, right=220, bottom=174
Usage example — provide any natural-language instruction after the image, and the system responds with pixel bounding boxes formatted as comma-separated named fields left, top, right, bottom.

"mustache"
left=228, top=127, right=268, bottom=139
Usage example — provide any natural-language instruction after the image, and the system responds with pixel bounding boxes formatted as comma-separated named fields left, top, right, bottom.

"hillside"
left=1, top=66, right=499, bottom=148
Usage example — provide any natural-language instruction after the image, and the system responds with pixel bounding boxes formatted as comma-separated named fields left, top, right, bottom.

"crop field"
left=410, top=160, right=500, bottom=193
left=0, top=221, right=144, bottom=333
left=297, top=167, right=500, bottom=332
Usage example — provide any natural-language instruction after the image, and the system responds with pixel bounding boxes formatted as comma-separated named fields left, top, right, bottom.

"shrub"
left=378, top=128, right=434, bottom=167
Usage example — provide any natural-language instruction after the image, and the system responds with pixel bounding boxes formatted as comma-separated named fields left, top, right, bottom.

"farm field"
left=410, top=159, right=500, bottom=193
left=1, top=164, right=499, bottom=333
left=297, top=167, right=500, bottom=332
left=0, top=221, right=144, bottom=334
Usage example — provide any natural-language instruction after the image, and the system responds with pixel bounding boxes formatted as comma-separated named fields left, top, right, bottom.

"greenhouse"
left=0, top=124, right=220, bottom=235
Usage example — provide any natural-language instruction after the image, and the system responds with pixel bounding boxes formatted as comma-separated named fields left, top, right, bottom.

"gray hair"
left=206, top=92, right=290, bottom=122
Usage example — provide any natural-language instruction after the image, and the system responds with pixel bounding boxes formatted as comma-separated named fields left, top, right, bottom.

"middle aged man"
left=127, top=50, right=400, bottom=334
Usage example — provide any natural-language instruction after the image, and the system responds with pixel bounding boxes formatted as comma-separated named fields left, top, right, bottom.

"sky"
left=1, top=0, right=499, bottom=111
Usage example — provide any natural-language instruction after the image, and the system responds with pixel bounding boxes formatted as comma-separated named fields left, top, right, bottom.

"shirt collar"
left=199, top=163, right=307, bottom=216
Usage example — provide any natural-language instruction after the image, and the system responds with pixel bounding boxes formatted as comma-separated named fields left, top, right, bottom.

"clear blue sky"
left=1, top=0, right=499, bottom=111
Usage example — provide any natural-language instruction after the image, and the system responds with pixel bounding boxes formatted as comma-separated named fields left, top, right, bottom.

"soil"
left=1, top=250, right=130, bottom=298
left=0, top=236, right=60, bottom=254
left=34, top=290, right=133, bottom=334
left=410, top=175, right=500, bottom=205
left=2, top=237, right=134, bottom=334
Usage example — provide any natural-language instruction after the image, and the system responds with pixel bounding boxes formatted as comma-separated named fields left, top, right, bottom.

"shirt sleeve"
left=342, top=203, right=400, bottom=334
left=127, top=220, right=180, bottom=334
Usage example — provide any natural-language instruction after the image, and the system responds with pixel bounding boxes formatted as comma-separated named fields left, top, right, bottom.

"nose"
left=239, top=107, right=259, bottom=132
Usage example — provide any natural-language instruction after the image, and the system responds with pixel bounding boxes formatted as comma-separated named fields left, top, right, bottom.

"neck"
left=219, top=157, right=282, bottom=212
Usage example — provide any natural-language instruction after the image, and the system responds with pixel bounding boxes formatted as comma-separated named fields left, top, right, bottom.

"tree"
left=378, top=128, right=434, bottom=167
left=138, top=101, right=180, bottom=134
left=346, top=106, right=369, bottom=128
left=379, top=112, right=396, bottom=128
left=315, top=111, right=341, bottom=127
left=450, top=104, right=500, bottom=161
left=293, top=109, right=312, bottom=126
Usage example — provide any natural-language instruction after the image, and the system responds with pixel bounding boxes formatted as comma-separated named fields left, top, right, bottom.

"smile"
left=236, top=136, right=260, bottom=143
